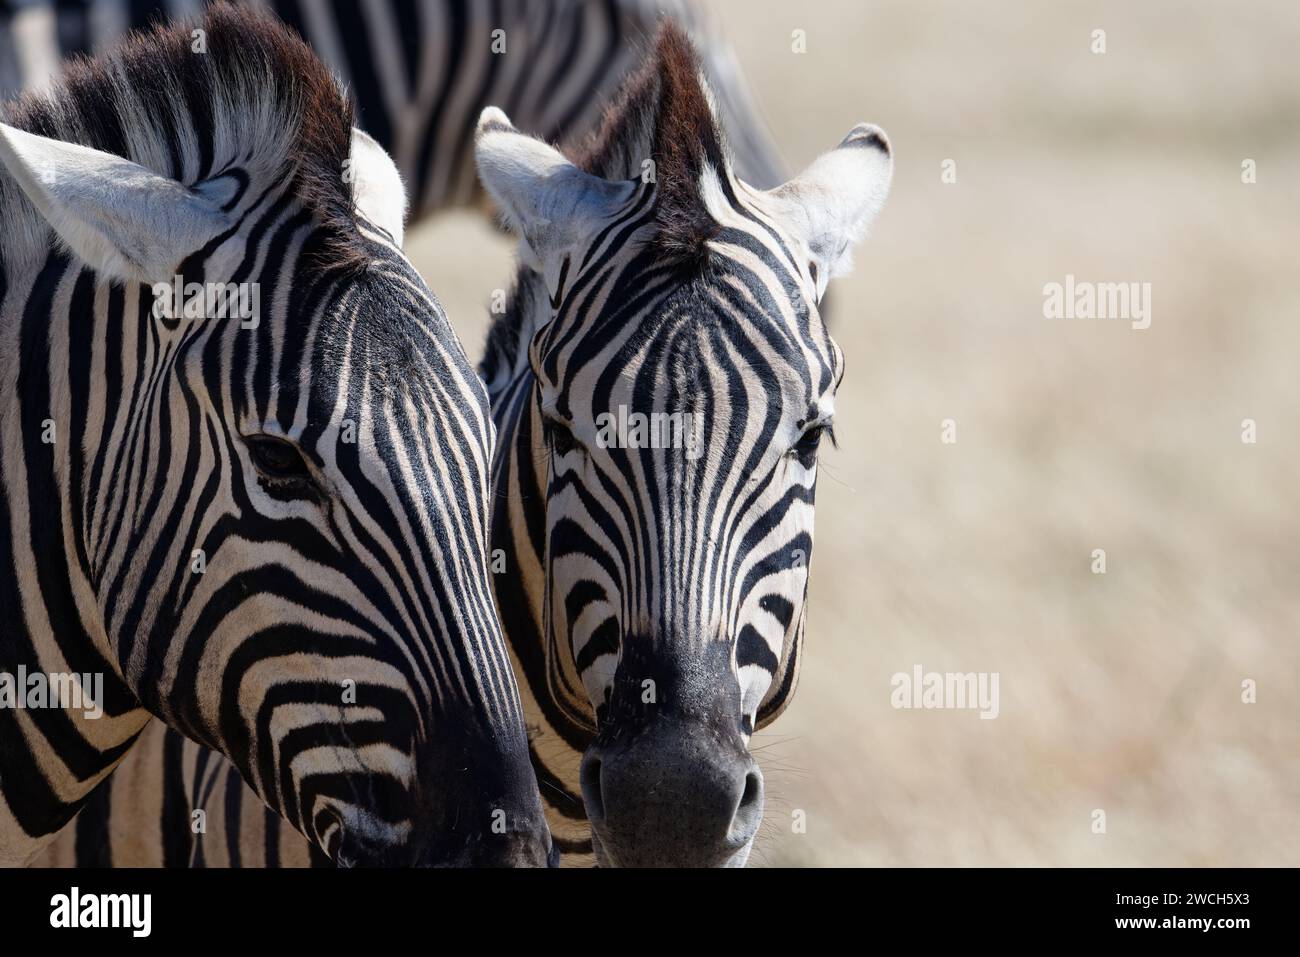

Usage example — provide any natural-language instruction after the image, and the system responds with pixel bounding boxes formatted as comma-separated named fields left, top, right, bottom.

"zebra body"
left=0, top=0, right=786, bottom=214
left=1, top=5, right=551, bottom=867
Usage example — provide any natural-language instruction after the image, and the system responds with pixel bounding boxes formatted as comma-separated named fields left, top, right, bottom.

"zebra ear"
left=0, top=122, right=235, bottom=283
left=349, top=128, right=407, bottom=247
left=474, top=107, right=635, bottom=275
left=768, top=124, right=892, bottom=293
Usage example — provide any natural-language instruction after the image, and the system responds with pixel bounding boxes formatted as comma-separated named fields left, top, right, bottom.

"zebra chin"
left=319, top=825, right=556, bottom=869
left=316, top=805, right=556, bottom=868
left=306, top=738, right=557, bottom=868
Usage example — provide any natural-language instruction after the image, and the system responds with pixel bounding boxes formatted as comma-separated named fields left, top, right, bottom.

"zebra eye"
left=793, top=424, right=834, bottom=461
left=247, top=435, right=312, bottom=483
left=544, top=418, right=580, bottom=458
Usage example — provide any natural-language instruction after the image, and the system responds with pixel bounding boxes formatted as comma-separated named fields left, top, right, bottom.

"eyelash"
left=246, top=435, right=316, bottom=496
left=545, top=418, right=580, bottom=458
left=793, top=423, right=836, bottom=459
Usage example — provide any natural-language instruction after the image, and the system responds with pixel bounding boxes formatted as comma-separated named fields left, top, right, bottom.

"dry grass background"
left=407, top=0, right=1300, bottom=866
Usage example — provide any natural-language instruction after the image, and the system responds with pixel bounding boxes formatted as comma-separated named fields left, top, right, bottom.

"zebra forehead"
left=358, top=331, right=476, bottom=403
left=298, top=242, right=448, bottom=341
left=651, top=283, right=821, bottom=372
left=550, top=280, right=822, bottom=417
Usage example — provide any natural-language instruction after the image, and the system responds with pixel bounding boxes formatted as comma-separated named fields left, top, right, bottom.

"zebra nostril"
left=729, top=767, right=764, bottom=847
left=579, top=753, right=605, bottom=823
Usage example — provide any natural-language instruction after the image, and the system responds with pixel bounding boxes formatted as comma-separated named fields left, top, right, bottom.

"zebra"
left=0, top=0, right=787, bottom=215
left=0, top=4, right=553, bottom=867
left=473, top=21, right=893, bottom=866
left=39, top=19, right=892, bottom=868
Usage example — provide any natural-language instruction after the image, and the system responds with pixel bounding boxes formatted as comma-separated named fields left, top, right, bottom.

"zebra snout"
left=580, top=718, right=764, bottom=867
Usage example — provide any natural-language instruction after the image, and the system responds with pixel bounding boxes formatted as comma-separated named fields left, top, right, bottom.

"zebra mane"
left=0, top=3, right=363, bottom=271
left=480, top=23, right=730, bottom=388
left=572, top=21, right=729, bottom=266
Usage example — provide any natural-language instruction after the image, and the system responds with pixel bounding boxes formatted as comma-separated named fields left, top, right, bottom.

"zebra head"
left=475, top=25, right=891, bottom=866
left=0, top=9, right=549, bottom=866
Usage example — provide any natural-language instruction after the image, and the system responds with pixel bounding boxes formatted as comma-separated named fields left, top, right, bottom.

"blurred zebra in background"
left=1, top=5, right=552, bottom=867
left=0, top=0, right=787, bottom=214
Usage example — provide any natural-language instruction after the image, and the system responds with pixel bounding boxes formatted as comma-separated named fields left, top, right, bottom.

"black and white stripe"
left=1, top=5, right=551, bottom=867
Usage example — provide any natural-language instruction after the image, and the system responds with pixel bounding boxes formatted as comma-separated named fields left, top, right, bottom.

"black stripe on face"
left=760, top=594, right=796, bottom=631
left=575, top=617, right=620, bottom=675
left=735, top=624, right=779, bottom=673
left=565, top=578, right=608, bottom=630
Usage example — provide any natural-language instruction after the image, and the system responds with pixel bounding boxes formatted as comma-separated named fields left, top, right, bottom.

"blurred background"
left=410, top=0, right=1300, bottom=865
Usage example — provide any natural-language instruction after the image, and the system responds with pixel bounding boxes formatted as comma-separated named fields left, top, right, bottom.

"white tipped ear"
left=0, top=122, right=235, bottom=283
left=768, top=123, right=893, bottom=292
left=349, top=128, right=407, bottom=247
left=474, top=107, right=635, bottom=272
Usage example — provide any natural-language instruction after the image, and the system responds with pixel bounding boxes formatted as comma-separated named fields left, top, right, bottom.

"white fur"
left=767, top=124, right=893, bottom=289
left=349, top=128, right=407, bottom=247
left=0, top=122, right=235, bottom=283
left=474, top=107, right=636, bottom=278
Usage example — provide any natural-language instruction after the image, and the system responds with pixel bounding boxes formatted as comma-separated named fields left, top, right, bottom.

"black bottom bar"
left=0, top=867, right=1283, bottom=943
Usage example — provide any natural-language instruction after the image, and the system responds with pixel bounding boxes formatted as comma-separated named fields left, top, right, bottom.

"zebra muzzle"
left=580, top=716, right=764, bottom=867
